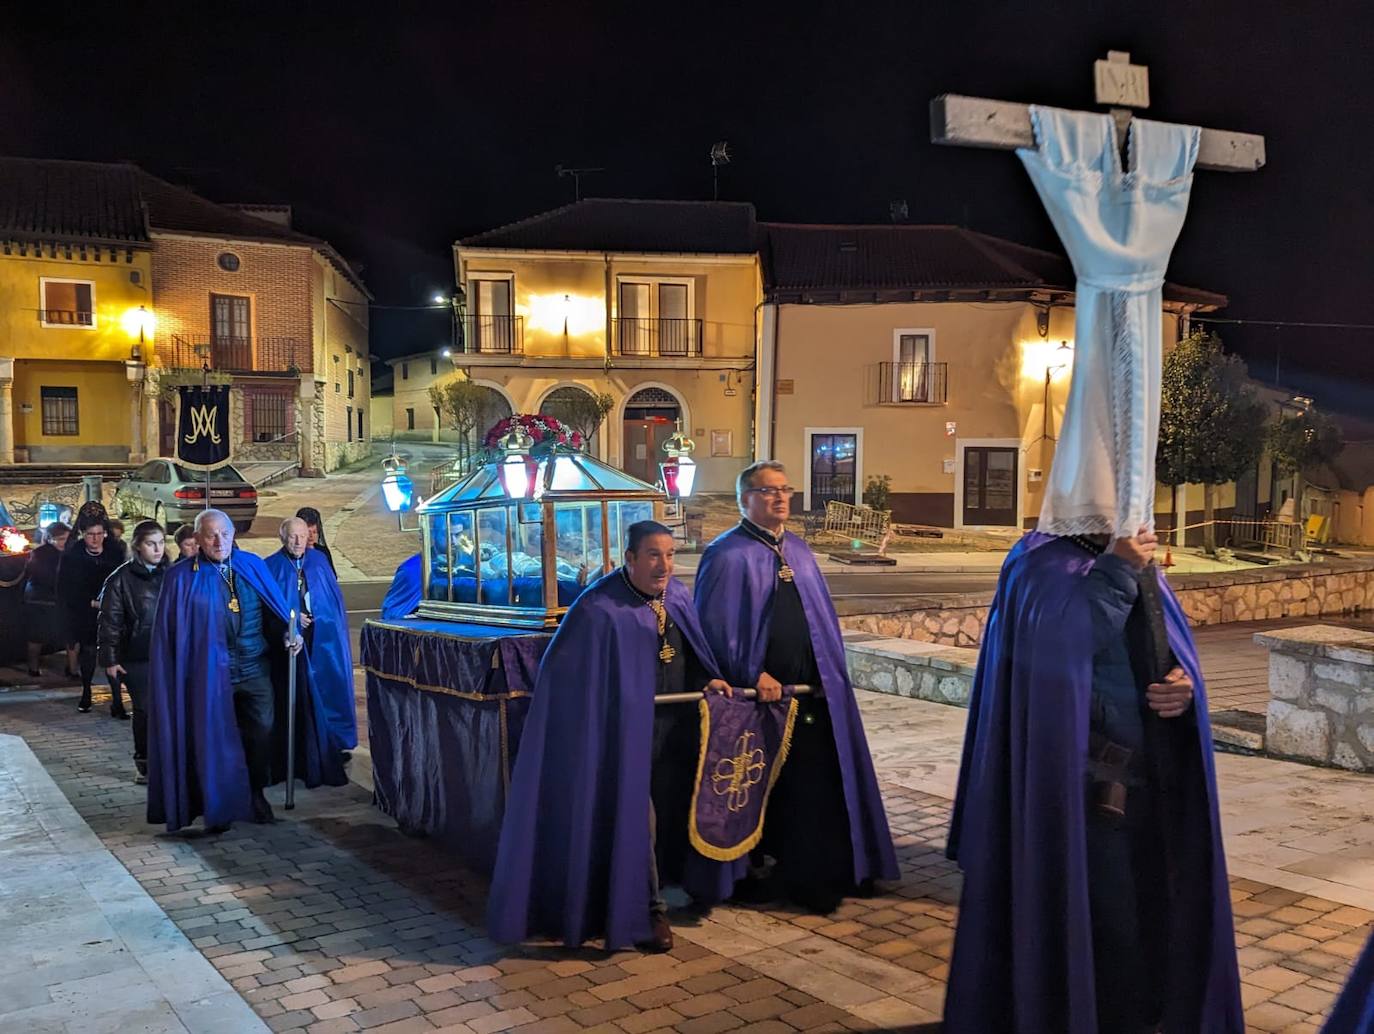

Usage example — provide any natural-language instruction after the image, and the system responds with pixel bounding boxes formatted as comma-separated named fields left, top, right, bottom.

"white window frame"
left=616, top=275, right=696, bottom=355
left=467, top=273, right=516, bottom=352
left=39, top=277, right=97, bottom=329
left=801, top=426, right=864, bottom=513
left=953, top=437, right=1024, bottom=530
left=890, top=327, right=936, bottom=403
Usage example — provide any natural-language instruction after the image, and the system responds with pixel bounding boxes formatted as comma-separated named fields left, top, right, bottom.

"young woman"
left=57, top=515, right=127, bottom=714
left=98, top=520, right=170, bottom=783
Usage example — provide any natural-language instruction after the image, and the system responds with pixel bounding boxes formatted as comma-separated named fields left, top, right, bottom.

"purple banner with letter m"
left=688, top=693, right=797, bottom=862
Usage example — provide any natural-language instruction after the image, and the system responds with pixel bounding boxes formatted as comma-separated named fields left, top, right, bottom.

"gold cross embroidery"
left=711, top=731, right=767, bottom=812
left=648, top=598, right=676, bottom=664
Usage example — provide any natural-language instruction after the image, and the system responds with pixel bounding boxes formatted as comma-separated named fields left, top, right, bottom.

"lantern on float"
left=659, top=420, right=697, bottom=499
left=380, top=453, right=415, bottom=513
left=496, top=423, right=538, bottom=500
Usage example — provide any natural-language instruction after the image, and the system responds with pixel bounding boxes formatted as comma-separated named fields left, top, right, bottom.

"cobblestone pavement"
left=1, top=686, right=1369, bottom=1034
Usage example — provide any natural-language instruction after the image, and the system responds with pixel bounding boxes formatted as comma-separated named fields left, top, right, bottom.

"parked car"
left=113, top=459, right=258, bottom=534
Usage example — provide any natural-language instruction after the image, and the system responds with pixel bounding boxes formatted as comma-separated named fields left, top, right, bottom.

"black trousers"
left=123, top=660, right=150, bottom=769
left=231, top=675, right=275, bottom=793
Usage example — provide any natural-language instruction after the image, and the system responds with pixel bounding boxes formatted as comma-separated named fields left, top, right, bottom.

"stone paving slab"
left=0, top=732, right=267, bottom=1033
left=1, top=686, right=1370, bottom=1033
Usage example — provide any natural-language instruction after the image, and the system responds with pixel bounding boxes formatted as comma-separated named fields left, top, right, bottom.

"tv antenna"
left=555, top=164, right=605, bottom=201
left=709, top=141, right=731, bottom=200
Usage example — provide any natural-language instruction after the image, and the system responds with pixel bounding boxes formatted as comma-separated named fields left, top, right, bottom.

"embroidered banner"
left=688, top=693, right=797, bottom=862
left=176, top=384, right=232, bottom=468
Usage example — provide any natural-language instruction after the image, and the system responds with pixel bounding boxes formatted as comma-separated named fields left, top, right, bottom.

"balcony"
left=878, top=362, right=948, bottom=405
left=38, top=309, right=95, bottom=327
left=160, top=335, right=310, bottom=374
left=456, top=315, right=524, bottom=355
left=613, top=317, right=703, bottom=357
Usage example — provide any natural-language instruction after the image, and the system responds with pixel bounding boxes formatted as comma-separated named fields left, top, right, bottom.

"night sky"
left=5, top=3, right=1371, bottom=412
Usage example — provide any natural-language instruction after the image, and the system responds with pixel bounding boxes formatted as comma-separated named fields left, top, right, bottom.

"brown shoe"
left=639, top=914, right=673, bottom=953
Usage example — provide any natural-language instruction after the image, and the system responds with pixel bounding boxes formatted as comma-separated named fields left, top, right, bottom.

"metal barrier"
left=1165, top=518, right=1305, bottom=555
left=818, top=500, right=891, bottom=548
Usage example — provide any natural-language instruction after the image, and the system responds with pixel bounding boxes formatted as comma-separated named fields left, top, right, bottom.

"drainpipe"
left=603, top=253, right=613, bottom=373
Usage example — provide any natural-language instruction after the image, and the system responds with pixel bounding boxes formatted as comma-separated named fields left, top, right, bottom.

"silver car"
left=113, top=459, right=259, bottom=534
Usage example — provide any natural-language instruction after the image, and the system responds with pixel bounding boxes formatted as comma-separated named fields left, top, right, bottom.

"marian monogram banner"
left=176, top=384, right=232, bottom=467
left=688, top=692, right=797, bottom=862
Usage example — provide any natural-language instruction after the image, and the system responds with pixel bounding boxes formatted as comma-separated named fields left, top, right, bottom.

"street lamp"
left=496, top=423, right=537, bottom=500
left=659, top=420, right=697, bottom=499
left=1042, top=340, right=1074, bottom=441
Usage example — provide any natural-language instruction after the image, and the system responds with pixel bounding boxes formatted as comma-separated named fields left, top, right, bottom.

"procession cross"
left=931, top=51, right=1266, bottom=171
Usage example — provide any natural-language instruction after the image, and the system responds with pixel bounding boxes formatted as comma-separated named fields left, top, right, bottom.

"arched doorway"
left=451, top=385, right=512, bottom=467
left=538, top=385, right=608, bottom=458
left=622, top=386, right=682, bottom=484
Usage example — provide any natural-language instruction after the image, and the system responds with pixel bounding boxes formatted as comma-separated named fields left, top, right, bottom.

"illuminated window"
left=41, top=387, right=79, bottom=435
left=40, top=279, right=95, bottom=327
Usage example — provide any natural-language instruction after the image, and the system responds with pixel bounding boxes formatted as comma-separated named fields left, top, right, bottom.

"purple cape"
left=147, top=548, right=347, bottom=832
left=487, top=570, right=722, bottom=949
left=944, top=533, right=1243, bottom=1034
left=380, top=554, right=422, bottom=620
left=688, top=525, right=898, bottom=900
left=1325, top=931, right=1374, bottom=1033
left=266, top=547, right=357, bottom=751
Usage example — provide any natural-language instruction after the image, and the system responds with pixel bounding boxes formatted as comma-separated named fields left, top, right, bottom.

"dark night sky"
left=4, top=2, right=1372, bottom=411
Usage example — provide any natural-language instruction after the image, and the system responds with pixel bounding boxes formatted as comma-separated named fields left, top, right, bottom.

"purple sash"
left=689, top=693, right=797, bottom=861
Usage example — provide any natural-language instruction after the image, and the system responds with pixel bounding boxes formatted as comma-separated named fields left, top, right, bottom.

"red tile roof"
left=460, top=198, right=759, bottom=254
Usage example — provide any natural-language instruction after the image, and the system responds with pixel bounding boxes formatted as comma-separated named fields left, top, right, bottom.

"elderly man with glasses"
left=689, top=461, right=897, bottom=914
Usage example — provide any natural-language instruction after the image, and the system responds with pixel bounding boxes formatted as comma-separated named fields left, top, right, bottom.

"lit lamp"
left=660, top=421, right=697, bottom=499
left=381, top=453, right=414, bottom=513
left=121, top=305, right=156, bottom=354
left=1042, top=340, right=1074, bottom=441
left=496, top=424, right=537, bottom=500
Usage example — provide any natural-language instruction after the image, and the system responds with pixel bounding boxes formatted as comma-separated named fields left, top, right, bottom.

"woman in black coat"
left=57, top=515, right=127, bottom=714
left=98, top=520, right=169, bottom=783
left=23, top=521, right=73, bottom=677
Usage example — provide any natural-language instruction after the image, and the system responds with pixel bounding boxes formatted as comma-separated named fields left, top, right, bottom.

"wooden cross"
left=930, top=50, right=1265, bottom=172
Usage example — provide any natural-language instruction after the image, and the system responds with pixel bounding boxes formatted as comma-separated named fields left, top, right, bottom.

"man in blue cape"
left=690, top=461, right=897, bottom=913
left=265, top=517, right=357, bottom=753
left=380, top=553, right=421, bottom=619
left=488, top=521, right=730, bottom=952
left=944, top=530, right=1243, bottom=1034
left=1325, top=932, right=1374, bottom=1033
left=147, top=509, right=346, bottom=832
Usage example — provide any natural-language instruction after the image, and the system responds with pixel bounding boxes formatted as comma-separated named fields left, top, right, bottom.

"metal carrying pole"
left=654, top=684, right=814, bottom=706
left=285, top=609, right=298, bottom=810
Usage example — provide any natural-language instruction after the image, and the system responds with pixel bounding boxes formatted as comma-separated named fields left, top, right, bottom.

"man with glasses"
left=689, top=461, right=897, bottom=913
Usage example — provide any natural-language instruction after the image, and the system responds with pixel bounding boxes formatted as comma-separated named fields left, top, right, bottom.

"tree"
left=1266, top=406, right=1343, bottom=523
left=429, top=375, right=508, bottom=467
left=540, top=389, right=615, bottom=450
left=1156, top=331, right=1269, bottom=554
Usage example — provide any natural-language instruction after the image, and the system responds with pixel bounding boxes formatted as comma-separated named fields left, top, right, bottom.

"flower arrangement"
left=482, top=413, right=584, bottom=454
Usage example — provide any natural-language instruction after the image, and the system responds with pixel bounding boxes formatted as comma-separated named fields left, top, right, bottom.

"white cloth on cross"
left=1019, top=106, right=1201, bottom=538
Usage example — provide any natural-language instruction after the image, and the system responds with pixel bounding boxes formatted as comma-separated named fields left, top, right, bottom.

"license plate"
left=211, top=490, right=242, bottom=500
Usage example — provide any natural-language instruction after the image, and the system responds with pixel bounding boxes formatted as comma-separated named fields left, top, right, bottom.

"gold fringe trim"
left=364, top=665, right=531, bottom=703
left=499, top=697, right=511, bottom=797
left=687, top=695, right=799, bottom=862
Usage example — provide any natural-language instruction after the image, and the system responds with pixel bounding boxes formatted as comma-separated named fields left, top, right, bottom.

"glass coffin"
left=417, top=448, right=664, bottom=628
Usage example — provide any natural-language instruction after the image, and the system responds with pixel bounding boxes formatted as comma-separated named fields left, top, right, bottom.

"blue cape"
left=381, top=554, right=422, bottom=620
left=147, top=547, right=347, bottom=832
left=944, top=533, right=1243, bottom=1034
left=487, top=570, right=721, bottom=950
left=688, top=525, right=898, bottom=900
left=266, top=547, right=357, bottom=751
left=1326, top=932, right=1374, bottom=1033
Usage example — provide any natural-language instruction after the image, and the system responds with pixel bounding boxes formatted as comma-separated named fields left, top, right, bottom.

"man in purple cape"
left=147, top=510, right=346, bottom=833
left=690, top=461, right=897, bottom=913
left=265, top=517, right=357, bottom=753
left=488, top=521, right=729, bottom=952
left=1325, top=932, right=1374, bottom=1033
left=944, top=531, right=1243, bottom=1034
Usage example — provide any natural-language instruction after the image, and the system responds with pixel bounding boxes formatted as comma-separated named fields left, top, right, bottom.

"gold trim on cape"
left=686, top=695, right=799, bottom=862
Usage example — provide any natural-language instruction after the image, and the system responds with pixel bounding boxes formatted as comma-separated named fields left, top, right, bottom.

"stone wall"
left=1258, top=625, right=1374, bottom=772
left=838, top=594, right=988, bottom=648
left=843, top=633, right=978, bottom=705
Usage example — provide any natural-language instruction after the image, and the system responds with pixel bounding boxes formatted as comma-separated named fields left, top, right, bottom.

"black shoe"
left=250, top=792, right=276, bottom=824
left=112, top=708, right=130, bottom=721
left=728, top=874, right=781, bottom=906
left=204, top=823, right=230, bottom=835
left=636, top=914, right=674, bottom=953
left=77, top=691, right=92, bottom=714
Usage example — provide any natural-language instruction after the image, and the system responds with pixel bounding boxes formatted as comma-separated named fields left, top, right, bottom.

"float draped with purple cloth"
left=1325, top=932, right=1374, bottom=1033
left=687, top=526, right=898, bottom=900
left=146, top=548, right=346, bottom=832
left=943, top=532, right=1243, bottom=1034
left=487, top=570, right=722, bottom=950
left=688, top=693, right=797, bottom=861
left=266, top=547, right=357, bottom=751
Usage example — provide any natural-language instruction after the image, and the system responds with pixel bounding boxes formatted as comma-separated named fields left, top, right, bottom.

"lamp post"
left=122, top=306, right=155, bottom=462
left=659, top=420, right=697, bottom=500
left=1042, top=340, right=1074, bottom=442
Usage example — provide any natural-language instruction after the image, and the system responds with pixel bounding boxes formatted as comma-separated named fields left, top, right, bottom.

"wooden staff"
left=654, top=684, right=814, bottom=706
left=286, top=608, right=298, bottom=811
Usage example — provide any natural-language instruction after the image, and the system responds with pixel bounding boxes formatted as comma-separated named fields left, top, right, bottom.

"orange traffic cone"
left=1161, top=544, right=1175, bottom=568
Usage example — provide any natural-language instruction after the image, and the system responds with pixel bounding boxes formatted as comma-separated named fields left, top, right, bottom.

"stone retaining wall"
left=843, top=633, right=978, bottom=706
left=1258, top=625, right=1374, bottom=772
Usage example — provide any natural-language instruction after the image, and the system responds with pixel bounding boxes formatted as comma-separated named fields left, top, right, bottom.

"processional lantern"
left=660, top=420, right=697, bottom=500
left=496, top=424, right=537, bottom=500
left=381, top=452, right=415, bottom=513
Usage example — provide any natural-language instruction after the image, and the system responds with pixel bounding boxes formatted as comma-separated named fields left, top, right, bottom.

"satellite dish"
left=710, top=141, right=732, bottom=166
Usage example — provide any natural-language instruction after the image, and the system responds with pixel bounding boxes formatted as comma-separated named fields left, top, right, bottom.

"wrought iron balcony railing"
left=38, top=308, right=95, bottom=326
left=878, top=362, right=948, bottom=404
left=613, top=317, right=703, bottom=357
left=160, top=335, right=310, bottom=374
left=456, top=315, right=524, bottom=354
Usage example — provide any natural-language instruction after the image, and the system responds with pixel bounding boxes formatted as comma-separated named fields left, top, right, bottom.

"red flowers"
left=484, top=413, right=584, bottom=452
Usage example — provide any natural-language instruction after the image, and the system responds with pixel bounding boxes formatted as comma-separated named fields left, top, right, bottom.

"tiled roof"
left=761, top=223, right=1227, bottom=308
left=0, top=157, right=149, bottom=246
left=134, top=170, right=322, bottom=246
left=460, top=198, right=759, bottom=254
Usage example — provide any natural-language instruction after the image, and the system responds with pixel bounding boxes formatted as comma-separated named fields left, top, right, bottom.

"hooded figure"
left=380, top=554, right=422, bottom=620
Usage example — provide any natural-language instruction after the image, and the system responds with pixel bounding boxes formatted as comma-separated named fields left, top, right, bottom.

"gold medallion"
left=778, top=564, right=794, bottom=582
left=228, top=597, right=240, bottom=613
left=659, top=643, right=676, bottom=664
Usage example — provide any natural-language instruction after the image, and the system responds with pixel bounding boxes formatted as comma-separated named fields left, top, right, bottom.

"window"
left=406, top=408, right=415, bottom=430
left=469, top=276, right=514, bottom=352
left=40, top=279, right=95, bottom=327
left=210, top=294, right=251, bottom=368
left=357, top=409, right=364, bottom=439
left=347, top=369, right=355, bottom=399
left=401, top=363, right=409, bottom=380
left=40, top=387, right=79, bottom=435
left=217, top=252, right=241, bottom=272
left=346, top=406, right=353, bottom=442
left=891, top=329, right=934, bottom=403
left=245, top=390, right=289, bottom=443
left=617, top=278, right=695, bottom=355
